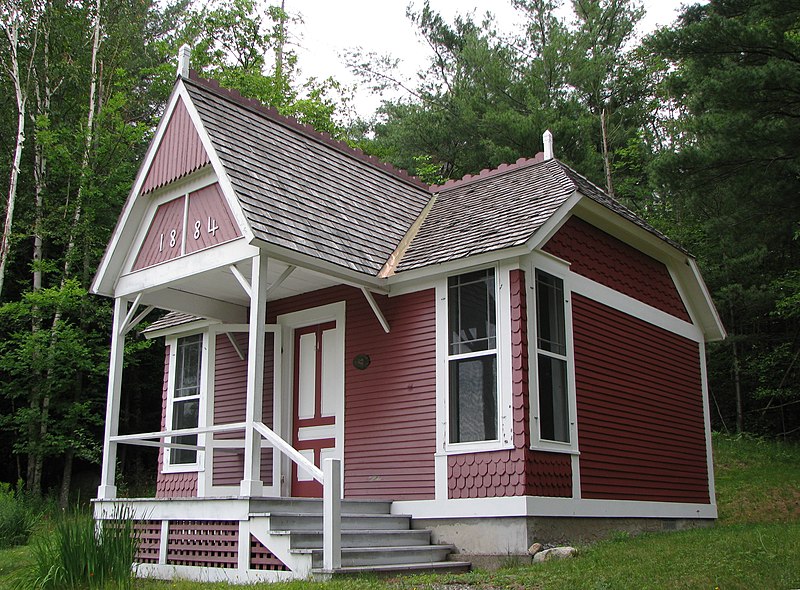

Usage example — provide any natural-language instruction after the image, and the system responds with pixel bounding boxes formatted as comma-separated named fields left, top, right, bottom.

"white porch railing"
left=108, top=420, right=342, bottom=571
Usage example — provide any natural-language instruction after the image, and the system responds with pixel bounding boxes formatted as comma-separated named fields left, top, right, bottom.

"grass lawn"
left=1, top=433, right=799, bottom=589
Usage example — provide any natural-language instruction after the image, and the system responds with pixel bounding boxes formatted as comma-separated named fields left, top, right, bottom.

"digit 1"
left=159, top=233, right=164, bottom=252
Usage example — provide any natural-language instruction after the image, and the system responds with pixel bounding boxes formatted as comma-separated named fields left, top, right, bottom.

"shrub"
left=26, top=508, right=138, bottom=590
left=0, top=482, right=37, bottom=548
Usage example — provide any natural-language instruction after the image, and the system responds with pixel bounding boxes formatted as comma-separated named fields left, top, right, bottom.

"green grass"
left=1, top=433, right=799, bottom=589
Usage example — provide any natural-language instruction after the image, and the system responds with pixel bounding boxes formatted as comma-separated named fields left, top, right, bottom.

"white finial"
left=543, top=129, right=554, bottom=161
left=177, top=44, right=191, bottom=78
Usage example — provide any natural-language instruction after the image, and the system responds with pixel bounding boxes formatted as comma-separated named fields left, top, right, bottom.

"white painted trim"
left=524, top=192, right=582, bottom=253
left=93, top=84, right=186, bottom=296
left=200, top=329, right=217, bottom=496
left=686, top=257, right=726, bottom=340
left=561, top=262, right=702, bottom=342
left=115, top=238, right=259, bottom=297
left=699, top=340, right=717, bottom=510
left=277, top=301, right=346, bottom=496
left=436, top=264, right=515, bottom=459
left=386, top=247, right=528, bottom=293
left=241, top=255, right=268, bottom=496
left=361, top=287, right=390, bottom=333
left=571, top=454, right=581, bottom=500
left=97, top=297, right=127, bottom=499
left=391, top=495, right=717, bottom=520
left=229, top=263, right=252, bottom=297
left=253, top=239, right=389, bottom=294
left=133, top=563, right=296, bottom=584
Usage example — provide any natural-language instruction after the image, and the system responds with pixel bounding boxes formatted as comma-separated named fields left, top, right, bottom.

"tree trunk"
left=601, top=107, right=615, bottom=197
left=732, top=339, right=744, bottom=433
left=59, top=448, right=74, bottom=509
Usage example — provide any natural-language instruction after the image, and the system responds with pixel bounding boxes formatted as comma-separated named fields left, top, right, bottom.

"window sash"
left=447, top=268, right=499, bottom=445
left=534, top=269, right=571, bottom=445
left=167, top=334, right=203, bottom=467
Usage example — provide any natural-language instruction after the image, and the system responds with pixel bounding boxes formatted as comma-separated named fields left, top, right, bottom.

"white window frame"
left=162, top=330, right=209, bottom=473
left=528, top=252, right=579, bottom=454
left=437, top=262, right=515, bottom=455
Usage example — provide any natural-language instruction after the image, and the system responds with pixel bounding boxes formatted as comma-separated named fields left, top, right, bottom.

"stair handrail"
left=252, top=421, right=341, bottom=571
left=252, top=421, right=322, bottom=482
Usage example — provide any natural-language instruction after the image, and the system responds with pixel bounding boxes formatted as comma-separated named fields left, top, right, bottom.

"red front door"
left=291, top=321, right=340, bottom=497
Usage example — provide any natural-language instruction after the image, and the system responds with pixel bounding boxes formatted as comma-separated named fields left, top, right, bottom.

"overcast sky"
left=288, top=0, right=692, bottom=119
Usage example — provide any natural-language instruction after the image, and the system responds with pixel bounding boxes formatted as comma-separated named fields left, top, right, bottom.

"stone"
left=532, top=546, right=577, bottom=563
left=527, top=542, right=543, bottom=556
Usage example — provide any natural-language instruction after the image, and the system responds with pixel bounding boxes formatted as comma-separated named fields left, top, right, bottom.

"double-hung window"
left=534, top=269, right=570, bottom=444
left=168, top=333, right=202, bottom=466
left=448, top=268, right=498, bottom=444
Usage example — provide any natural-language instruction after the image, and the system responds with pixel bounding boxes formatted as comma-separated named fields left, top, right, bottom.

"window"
left=448, top=269, right=498, bottom=443
left=168, top=334, right=202, bottom=466
left=535, top=270, right=570, bottom=443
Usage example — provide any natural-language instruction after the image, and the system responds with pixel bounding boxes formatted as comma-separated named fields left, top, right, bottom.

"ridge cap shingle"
left=184, top=71, right=429, bottom=191
left=430, top=154, right=547, bottom=193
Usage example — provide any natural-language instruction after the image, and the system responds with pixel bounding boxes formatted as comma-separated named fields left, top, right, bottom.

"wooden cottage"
left=91, top=54, right=725, bottom=582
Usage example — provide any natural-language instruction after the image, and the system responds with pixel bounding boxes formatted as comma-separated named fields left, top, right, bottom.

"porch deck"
left=94, top=495, right=470, bottom=582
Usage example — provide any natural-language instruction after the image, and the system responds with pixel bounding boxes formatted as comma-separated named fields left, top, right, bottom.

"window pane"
left=175, top=334, right=202, bottom=397
left=171, top=399, right=199, bottom=464
left=536, top=271, right=566, bottom=356
left=538, top=355, right=569, bottom=443
left=448, top=269, right=496, bottom=355
left=171, top=434, right=198, bottom=465
left=449, top=355, right=497, bottom=443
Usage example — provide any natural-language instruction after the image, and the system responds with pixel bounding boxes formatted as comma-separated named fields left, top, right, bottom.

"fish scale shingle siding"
left=543, top=216, right=691, bottom=321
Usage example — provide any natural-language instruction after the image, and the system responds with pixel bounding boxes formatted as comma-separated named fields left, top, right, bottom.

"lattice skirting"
left=250, top=534, right=289, bottom=571
left=133, top=520, right=161, bottom=564
left=166, top=520, right=239, bottom=568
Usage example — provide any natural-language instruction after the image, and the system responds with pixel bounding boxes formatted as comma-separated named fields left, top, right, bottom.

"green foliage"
left=0, top=481, right=39, bottom=549
left=23, top=509, right=138, bottom=590
left=651, top=0, right=800, bottom=436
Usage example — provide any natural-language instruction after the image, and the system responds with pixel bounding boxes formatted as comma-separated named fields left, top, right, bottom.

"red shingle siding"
left=543, top=216, right=691, bottom=322
left=448, top=270, right=572, bottom=499
left=156, top=345, right=198, bottom=498
left=573, top=294, right=710, bottom=503
left=141, top=98, right=210, bottom=195
left=267, top=286, right=436, bottom=500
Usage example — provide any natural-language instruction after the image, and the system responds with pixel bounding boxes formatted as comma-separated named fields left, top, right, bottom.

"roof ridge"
left=184, top=71, right=429, bottom=191
left=430, top=154, right=547, bottom=193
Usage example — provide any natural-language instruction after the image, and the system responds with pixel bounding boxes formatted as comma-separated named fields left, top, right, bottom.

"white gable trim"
left=92, top=79, right=254, bottom=297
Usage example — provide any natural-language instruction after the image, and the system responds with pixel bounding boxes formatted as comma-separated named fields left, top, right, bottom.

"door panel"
left=291, top=321, right=341, bottom=497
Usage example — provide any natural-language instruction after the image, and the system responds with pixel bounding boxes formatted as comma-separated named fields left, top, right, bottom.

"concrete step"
left=286, top=529, right=431, bottom=549
left=313, top=560, right=472, bottom=576
left=250, top=497, right=392, bottom=515
left=265, top=512, right=411, bottom=532
left=302, top=544, right=456, bottom=569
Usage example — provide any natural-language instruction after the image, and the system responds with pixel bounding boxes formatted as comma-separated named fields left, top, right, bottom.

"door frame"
left=276, top=301, right=346, bottom=497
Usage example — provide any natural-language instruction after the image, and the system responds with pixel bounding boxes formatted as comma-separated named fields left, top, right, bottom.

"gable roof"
left=393, top=156, right=686, bottom=273
left=182, top=75, right=432, bottom=276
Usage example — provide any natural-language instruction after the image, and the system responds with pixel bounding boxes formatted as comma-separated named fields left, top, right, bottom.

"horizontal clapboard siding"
left=267, top=285, right=436, bottom=500
left=573, top=294, right=709, bottom=503
left=212, top=333, right=274, bottom=487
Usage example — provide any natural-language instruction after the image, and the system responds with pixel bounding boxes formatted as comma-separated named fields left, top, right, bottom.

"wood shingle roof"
left=184, top=75, right=432, bottom=276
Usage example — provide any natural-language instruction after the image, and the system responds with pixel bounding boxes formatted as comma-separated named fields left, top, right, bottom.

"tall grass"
left=24, top=508, right=139, bottom=590
left=0, top=481, right=39, bottom=548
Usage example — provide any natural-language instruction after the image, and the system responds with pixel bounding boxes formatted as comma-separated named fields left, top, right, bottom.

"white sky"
left=288, top=0, right=690, bottom=120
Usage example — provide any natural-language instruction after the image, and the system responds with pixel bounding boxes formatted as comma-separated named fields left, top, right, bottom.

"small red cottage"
left=91, top=50, right=725, bottom=582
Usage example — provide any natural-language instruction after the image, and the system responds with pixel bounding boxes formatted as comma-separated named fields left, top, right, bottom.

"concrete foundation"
left=412, top=515, right=714, bottom=562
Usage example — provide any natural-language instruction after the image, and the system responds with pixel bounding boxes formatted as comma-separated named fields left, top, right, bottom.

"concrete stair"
left=249, top=497, right=470, bottom=575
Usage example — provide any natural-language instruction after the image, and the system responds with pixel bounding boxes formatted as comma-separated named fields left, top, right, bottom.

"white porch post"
left=97, top=297, right=127, bottom=499
left=322, top=458, right=342, bottom=571
left=240, top=254, right=268, bottom=496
